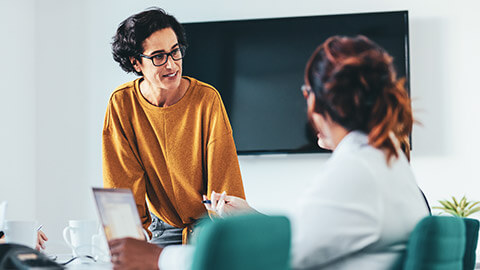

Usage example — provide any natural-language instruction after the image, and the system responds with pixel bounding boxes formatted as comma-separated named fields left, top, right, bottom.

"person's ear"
left=130, top=57, right=141, bottom=73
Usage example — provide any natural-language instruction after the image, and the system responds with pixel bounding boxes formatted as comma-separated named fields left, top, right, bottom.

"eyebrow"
left=148, top=43, right=180, bottom=55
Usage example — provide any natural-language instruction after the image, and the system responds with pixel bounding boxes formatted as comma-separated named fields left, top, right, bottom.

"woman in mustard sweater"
left=103, top=7, right=245, bottom=246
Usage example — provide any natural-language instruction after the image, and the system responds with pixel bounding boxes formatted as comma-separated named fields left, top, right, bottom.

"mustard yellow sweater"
left=102, top=77, right=245, bottom=240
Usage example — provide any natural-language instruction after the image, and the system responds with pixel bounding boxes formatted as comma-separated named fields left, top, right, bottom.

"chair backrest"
left=402, top=216, right=466, bottom=270
left=191, top=214, right=291, bottom=270
left=463, top=218, right=479, bottom=270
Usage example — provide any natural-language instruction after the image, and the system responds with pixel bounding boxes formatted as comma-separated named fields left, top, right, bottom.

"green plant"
left=433, top=196, right=480, bottom=217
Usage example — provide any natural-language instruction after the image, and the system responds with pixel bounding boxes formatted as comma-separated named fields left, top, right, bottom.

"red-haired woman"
left=205, top=35, right=429, bottom=269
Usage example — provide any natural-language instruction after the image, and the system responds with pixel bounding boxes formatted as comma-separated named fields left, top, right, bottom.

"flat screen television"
left=182, top=11, right=410, bottom=155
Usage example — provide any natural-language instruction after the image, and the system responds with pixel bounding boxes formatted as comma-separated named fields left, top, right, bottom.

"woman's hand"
left=109, top=237, right=162, bottom=270
left=36, top=230, right=48, bottom=250
left=203, top=191, right=255, bottom=217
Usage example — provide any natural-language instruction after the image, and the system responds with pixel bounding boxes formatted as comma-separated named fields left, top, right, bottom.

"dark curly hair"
left=305, top=35, right=413, bottom=162
left=112, top=7, right=187, bottom=76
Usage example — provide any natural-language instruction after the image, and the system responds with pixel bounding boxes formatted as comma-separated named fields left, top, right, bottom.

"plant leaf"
left=452, top=196, right=459, bottom=207
left=467, top=201, right=480, bottom=210
left=445, top=201, right=457, bottom=211
left=460, top=196, right=467, bottom=209
left=438, top=200, right=452, bottom=209
left=445, top=209, right=461, bottom=217
left=465, top=206, right=480, bottom=217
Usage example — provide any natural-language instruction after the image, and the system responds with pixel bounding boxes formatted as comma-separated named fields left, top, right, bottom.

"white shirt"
left=158, top=131, right=429, bottom=270
left=290, top=131, right=429, bottom=269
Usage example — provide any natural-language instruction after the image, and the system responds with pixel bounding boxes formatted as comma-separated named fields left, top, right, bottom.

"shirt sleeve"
left=102, top=99, right=152, bottom=234
left=158, top=245, right=195, bottom=270
left=205, top=95, right=245, bottom=199
left=290, top=156, right=382, bottom=269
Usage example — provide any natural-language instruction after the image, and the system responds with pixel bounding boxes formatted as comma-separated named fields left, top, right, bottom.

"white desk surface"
left=53, top=254, right=112, bottom=270
left=66, top=263, right=112, bottom=270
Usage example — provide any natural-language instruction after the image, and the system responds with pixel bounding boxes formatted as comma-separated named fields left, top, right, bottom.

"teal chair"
left=463, top=218, right=479, bottom=270
left=191, top=214, right=291, bottom=270
left=401, top=216, right=466, bottom=270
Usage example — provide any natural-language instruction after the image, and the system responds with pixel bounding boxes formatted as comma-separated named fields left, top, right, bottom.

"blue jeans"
left=148, top=212, right=183, bottom=247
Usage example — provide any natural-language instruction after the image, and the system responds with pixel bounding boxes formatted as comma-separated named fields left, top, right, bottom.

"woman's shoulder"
left=322, top=133, right=388, bottom=186
left=327, top=131, right=414, bottom=193
left=333, top=132, right=388, bottom=165
left=107, top=79, right=140, bottom=109
left=323, top=150, right=378, bottom=189
left=184, top=76, right=222, bottom=102
left=110, top=79, right=137, bottom=99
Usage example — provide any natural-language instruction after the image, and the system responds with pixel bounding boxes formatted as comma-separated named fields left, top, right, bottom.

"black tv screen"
left=182, top=11, right=409, bottom=154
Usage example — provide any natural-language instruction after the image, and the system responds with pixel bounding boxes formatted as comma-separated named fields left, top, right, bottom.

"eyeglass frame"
left=138, top=45, right=186, bottom=67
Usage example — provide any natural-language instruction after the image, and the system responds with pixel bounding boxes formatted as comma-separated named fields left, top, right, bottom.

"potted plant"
left=433, top=196, right=480, bottom=217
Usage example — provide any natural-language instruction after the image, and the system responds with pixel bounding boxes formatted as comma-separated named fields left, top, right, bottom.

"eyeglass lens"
left=151, top=47, right=184, bottom=66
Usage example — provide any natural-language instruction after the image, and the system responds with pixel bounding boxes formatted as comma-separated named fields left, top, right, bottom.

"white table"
left=66, top=262, right=112, bottom=270
left=53, top=254, right=112, bottom=269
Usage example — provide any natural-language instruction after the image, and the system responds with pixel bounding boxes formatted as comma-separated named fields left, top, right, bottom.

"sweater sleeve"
left=205, top=95, right=245, bottom=200
left=102, top=99, right=152, bottom=234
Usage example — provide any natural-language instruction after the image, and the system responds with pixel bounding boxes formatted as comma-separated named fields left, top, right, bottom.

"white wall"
left=0, top=0, right=36, bottom=221
left=33, top=0, right=95, bottom=251
left=2, top=0, right=480, bottom=251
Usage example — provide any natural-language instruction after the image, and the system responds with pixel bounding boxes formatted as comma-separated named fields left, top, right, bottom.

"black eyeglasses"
left=139, top=46, right=186, bottom=67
